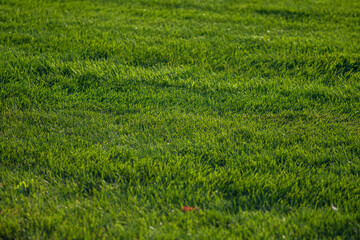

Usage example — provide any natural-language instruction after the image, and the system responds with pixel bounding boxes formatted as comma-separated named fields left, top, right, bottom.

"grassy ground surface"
left=1, top=0, right=360, bottom=239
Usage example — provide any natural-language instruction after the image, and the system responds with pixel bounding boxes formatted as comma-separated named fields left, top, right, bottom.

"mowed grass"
left=1, top=0, right=360, bottom=238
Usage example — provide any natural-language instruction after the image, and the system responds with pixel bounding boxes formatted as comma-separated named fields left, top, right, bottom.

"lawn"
left=1, top=0, right=360, bottom=239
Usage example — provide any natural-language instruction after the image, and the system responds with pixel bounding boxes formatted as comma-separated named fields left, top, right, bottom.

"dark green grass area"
left=1, top=0, right=360, bottom=238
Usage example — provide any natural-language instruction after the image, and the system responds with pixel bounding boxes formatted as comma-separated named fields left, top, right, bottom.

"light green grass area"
left=1, top=0, right=360, bottom=238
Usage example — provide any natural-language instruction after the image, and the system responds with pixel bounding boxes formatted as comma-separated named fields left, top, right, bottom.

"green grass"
left=1, top=0, right=360, bottom=238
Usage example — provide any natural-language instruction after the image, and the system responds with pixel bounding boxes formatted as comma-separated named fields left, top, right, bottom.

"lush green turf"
left=1, top=0, right=360, bottom=238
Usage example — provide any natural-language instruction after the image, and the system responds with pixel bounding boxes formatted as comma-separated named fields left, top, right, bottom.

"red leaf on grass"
left=181, top=206, right=198, bottom=212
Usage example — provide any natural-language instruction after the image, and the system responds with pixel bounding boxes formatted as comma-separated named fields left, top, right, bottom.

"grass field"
left=1, top=0, right=360, bottom=239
